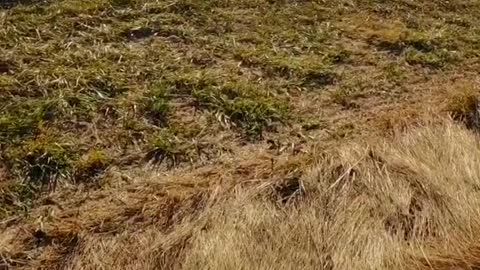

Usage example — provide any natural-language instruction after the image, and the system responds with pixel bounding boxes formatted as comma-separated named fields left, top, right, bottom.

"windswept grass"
left=181, top=122, right=480, bottom=270
left=4, top=121, right=480, bottom=269
left=2, top=0, right=480, bottom=268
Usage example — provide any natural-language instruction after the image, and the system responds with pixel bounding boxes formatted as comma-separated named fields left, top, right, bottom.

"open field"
left=1, top=0, right=480, bottom=269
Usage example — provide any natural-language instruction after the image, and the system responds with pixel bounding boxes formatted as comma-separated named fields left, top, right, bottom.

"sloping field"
left=1, top=0, right=480, bottom=269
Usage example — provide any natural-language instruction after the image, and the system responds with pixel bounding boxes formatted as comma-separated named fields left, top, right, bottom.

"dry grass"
left=178, top=121, right=480, bottom=270
left=2, top=0, right=480, bottom=269
left=4, top=120, right=480, bottom=269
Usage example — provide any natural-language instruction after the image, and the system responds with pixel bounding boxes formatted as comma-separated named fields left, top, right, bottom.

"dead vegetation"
left=183, top=122, right=480, bottom=270
left=2, top=0, right=480, bottom=269
left=4, top=121, right=480, bottom=269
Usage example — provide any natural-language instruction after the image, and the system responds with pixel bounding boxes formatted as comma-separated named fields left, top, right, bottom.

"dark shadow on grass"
left=0, top=0, right=48, bottom=9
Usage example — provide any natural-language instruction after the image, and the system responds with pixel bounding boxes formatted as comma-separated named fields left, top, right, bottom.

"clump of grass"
left=324, top=49, right=351, bottom=64
left=192, top=83, right=288, bottom=139
left=233, top=47, right=336, bottom=87
left=330, top=88, right=360, bottom=109
left=85, top=75, right=129, bottom=99
left=404, top=48, right=458, bottom=68
left=379, top=33, right=438, bottom=54
left=301, top=70, right=337, bottom=87
left=160, top=72, right=288, bottom=139
left=384, top=62, right=407, bottom=82
left=369, top=23, right=462, bottom=69
left=446, top=90, right=478, bottom=118
left=5, top=135, right=72, bottom=186
left=445, top=83, right=480, bottom=129
left=143, top=85, right=170, bottom=127
left=145, top=98, right=169, bottom=125
left=57, top=0, right=110, bottom=15
left=228, top=98, right=286, bottom=138
left=0, top=181, right=38, bottom=219
left=146, top=129, right=187, bottom=168
left=0, top=74, right=16, bottom=90
left=0, top=114, right=38, bottom=145
left=369, top=24, right=439, bottom=53
left=63, top=93, right=98, bottom=121
left=73, top=149, right=112, bottom=183
left=165, top=72, right=219, bottom=95
left=0, top=99, right=59, bottom=144
left=164, top=0, right=214, bottom=16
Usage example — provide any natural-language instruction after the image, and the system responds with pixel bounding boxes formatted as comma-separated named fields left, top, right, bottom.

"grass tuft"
left=192, top=84, right=288, bottom=139
left=73, top=149, right=112, bottom=183
left=445, top=83, right=480, bottom=129
left=5, top=135, right=72, bottom=186
left=404, top=48, right=458, bottom=68
left=146, top=129, right=186, bottom=168
left=0, top=181, right=38, bottom=219
left=143, top=85, right=170, bottom=127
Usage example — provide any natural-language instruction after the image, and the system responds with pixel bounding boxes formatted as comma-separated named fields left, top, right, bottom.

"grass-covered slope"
left=1, top=0, right=480, bottom=269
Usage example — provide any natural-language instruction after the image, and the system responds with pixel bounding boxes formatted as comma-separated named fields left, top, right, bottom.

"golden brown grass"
left=180, top=121, right=480, bottom=270
left=2, top=0, right=480, bottom=269
left=4, top=120, right=480, bottom=269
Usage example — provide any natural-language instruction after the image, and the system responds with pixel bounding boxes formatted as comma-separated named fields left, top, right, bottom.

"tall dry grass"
left=5, top=121, right=480, bottom=270
left=181, top=121, right=480, bottom=270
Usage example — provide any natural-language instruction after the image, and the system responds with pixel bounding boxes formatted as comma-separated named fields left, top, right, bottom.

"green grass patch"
left=404, top=48, right=459, bottom=68
left=73, top=149, right=112, bottom=183
left=1, top=0, right=478, bottom=197
left=192, top=81, right=288, bottom=139
left=146, top=129, right=191, bottom=168
left=384, top=63, right=407, bottom=82
left=143, top=84, right=170, bottom=127
left=0, top=99, right=58, bottom=144
left=4, top=135, right=73, bottom=185
left=233, top=48, right=337, bottom=86
left=0, top=181, right=38, bottom=219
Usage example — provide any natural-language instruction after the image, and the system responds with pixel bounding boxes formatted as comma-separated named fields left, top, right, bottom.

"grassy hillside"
left=1, top=0, right=480, bottom=269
